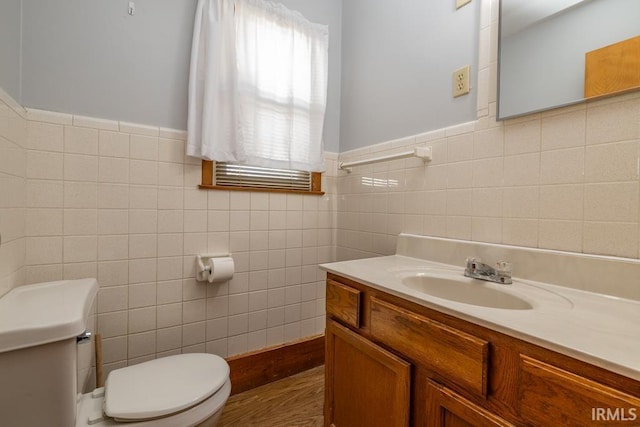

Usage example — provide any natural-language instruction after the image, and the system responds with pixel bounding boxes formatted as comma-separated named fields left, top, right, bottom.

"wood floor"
left=219, top=365, right=325, bottom=427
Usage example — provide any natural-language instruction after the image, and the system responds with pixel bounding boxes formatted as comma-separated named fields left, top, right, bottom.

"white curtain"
left=187, top=0, right=329, bottom=172
left=187, top=0, right=239, bottom=161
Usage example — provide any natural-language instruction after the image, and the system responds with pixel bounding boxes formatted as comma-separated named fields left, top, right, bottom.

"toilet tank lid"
left=104, top=353, right=230, bottom=421
left=0, top=279, right=98, bottom=353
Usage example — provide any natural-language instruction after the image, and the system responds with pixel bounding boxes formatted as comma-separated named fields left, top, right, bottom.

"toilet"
left=0, top=279, right=231, bottom=427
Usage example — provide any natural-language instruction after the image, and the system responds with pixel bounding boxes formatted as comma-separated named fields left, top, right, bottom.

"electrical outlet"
left=456, top=0, right=472, bottom=9
left=453, top=65, right=471, bottom=97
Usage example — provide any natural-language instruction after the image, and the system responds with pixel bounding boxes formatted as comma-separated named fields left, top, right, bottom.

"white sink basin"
left=400, top=274, right=533, bottom=310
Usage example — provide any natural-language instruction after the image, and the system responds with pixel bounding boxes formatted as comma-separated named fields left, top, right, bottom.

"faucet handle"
left=466, top=257, right=481, bottom=268
left=465, top=257, right=483, bottom=275
left=495, top=261, right=511, bottom=273
left=495, top=261, right=512, bottom=284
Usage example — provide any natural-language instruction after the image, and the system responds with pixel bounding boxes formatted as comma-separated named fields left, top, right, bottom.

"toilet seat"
left=76, top=353, right=231, bottom=427
left=105, top=353, right=229, bottom=421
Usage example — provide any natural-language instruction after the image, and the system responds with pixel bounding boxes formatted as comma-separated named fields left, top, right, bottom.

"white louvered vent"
left=215, top=163, right=312, bottom=191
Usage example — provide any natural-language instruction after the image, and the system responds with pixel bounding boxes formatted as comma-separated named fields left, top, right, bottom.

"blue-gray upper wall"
left=18, top=0, right=342, bottom=152
left=9, top=1, right=479, bottom=153
left=0, top=0, right=22, bottom=101
left=339, top=0, right=480, bottom=152
left=21, top=0, right=196, bottom=131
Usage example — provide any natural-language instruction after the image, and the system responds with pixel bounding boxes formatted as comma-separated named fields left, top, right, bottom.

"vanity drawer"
left=369, top=297, right=489, bottom=397
left=518, top=355, right=640, bottom=427
left=326, top=279, right=361, bottom=329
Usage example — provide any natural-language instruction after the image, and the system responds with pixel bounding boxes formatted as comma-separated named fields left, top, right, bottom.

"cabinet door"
left=325, top=319, right=411, bottom=427
left=425, top=381, right=514, bottom=427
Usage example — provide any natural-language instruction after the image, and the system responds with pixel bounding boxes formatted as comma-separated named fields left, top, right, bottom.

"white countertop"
left=320, top=255, right=640, bottom=381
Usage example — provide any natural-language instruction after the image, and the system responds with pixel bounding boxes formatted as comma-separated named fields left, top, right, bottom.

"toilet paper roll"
left=207, top=257, right=235, bottom=283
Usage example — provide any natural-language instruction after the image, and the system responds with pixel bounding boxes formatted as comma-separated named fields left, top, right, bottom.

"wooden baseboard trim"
left=226, top=334, right=325, bottom=396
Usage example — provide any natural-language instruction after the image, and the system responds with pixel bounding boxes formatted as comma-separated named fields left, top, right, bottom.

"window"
left=200, top=160, right=323, bottom=195
left=187, top=0, right=329, bottom=174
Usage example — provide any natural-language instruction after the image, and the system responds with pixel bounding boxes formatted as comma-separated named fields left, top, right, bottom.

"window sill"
left=198, top=184, right=325, bottom=196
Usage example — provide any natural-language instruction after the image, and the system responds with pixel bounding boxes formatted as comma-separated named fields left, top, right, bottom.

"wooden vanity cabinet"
left=325, top=273, right=640, bottom=427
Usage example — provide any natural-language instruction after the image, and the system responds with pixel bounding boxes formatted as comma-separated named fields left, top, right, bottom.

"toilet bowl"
left=0, top=279, right=232, bottom=427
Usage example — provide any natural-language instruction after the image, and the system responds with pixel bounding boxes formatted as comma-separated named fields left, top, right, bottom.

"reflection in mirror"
left=498, top=0, right=640, bottom=119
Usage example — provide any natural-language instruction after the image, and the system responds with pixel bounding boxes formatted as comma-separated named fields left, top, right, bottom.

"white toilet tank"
left=0, top=279, right=98, bottom=427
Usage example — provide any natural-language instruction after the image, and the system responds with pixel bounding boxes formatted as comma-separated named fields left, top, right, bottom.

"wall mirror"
left=498, top=0, right=640, bottom=119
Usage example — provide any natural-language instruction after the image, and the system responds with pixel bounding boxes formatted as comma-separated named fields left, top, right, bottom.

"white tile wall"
left=0, top=88, right=27, bottom=298
left=336, top=0, right=640, bottom=269
left=18, top=109, right=337, bottom=374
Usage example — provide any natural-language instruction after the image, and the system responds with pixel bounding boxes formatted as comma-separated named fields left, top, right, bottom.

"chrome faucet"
left=464, top=257, right=512, bottom=284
